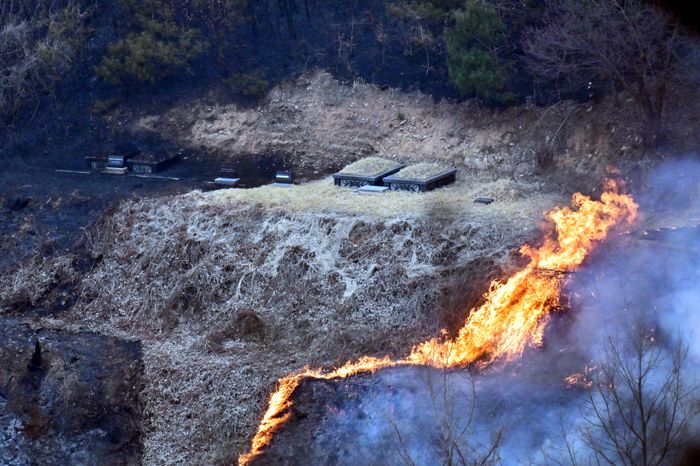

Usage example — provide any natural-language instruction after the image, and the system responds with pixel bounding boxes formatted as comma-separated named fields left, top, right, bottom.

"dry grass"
left=142, top=70, right=674, bottom=186
left=0, top=255, right=76, bottom=311
left=205, top=176, right=557, bottom=220
left=337, top=157, right=403, bottom=177
left=41, top=177, right=563, bottom=464
left=391, top=163, right=452, bottom=180
left=1, top=1, right=89, bottom=121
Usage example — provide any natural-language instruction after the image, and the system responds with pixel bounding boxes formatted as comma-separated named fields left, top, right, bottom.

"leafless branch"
left=523, top=0, right=689, bottom=146
left=579, top=322, right=698, bottom=466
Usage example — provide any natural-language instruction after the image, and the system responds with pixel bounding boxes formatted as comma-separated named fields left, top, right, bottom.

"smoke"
left=256, top=159, right=700, bottom=465
left=567, top=159, right=700, bottom=363
left=298, top=365, right=584, bottom=465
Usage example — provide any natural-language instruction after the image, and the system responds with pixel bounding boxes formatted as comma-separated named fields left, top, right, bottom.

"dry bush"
left=0, top=254, right=77, bottom=312
left=525, top=0, right=689, bottom=146
left=393, top=369, right=503, bottom=466
left=580, top=327, right=699, bottom=466
left=0, top=0, right=89, bottom=122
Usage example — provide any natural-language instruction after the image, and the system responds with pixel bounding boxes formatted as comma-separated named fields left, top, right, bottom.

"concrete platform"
left=332, top=163, right=405, bottom=188
left=215, top=177, right=240, bottom=187
left=357, top=185, right=389, bottom=194
left=101, top=167, right=128, bottom=175
left=383, top=168, right=457, bottom=193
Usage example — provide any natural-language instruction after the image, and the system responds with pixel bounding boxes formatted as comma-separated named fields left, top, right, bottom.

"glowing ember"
left=565, top=365, right=596, bottom=389
left=239, top=180, right=637, bottom=465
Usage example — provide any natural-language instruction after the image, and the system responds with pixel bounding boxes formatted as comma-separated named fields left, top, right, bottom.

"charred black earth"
left=0, top=318, right=143, bottom=465
left=249, top=361, right=585, bottom=466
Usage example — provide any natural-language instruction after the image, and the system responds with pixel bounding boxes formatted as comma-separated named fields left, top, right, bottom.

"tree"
left=445, top=1, right=514, bottom=104
left=524, top=0, right=687, bottom=147
left=580, top=324, right=698, bottom=466
left=385, top=0, right=463, bottom=78
left=96, top=16, right=207, bottom=85
left=392, top=367, right=502, bottom=466
left=96, top=0, right=253, bottom=87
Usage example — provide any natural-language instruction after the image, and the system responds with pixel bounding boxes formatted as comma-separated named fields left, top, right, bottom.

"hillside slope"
left=7, top=178, right=559, bottom=463
left=116, top=71, right=700, bottom=187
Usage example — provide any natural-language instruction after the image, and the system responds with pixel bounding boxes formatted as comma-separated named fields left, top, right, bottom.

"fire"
left=565, top=365, right=596, bottom=389
left=408, top=180, right=638, bottom=367
left=238, top=356, right=401, bottom=465
left=239, top=181, right=637, bottom=465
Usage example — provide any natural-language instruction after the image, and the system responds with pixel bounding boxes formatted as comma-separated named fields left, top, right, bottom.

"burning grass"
left=239, top=180, right=638, bottom=464
left=50, top=176, right=560, bottom=464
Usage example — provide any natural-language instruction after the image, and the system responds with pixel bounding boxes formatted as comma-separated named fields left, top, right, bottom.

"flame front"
left=408, top=180, right=638, bottom=366
left=239, top=181, right=638, bottom=464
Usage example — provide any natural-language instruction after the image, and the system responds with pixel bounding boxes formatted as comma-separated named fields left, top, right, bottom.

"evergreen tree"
left=445, top=1, right=513, bottom=104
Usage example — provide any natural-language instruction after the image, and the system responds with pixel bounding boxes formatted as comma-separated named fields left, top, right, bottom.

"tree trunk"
left=643, top=111, right=663, bottom=148
left=635, top=81, right=664, bottom=148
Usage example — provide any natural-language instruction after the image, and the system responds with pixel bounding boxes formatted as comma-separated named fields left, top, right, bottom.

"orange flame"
left=239, top=181, right=638, bottom=465
left=408, top=180, right=638, bottom=367
left=238, top=356, right=401, bottom=465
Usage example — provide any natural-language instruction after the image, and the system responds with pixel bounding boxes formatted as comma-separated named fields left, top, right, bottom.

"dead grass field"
left=127, top=70, right=693, bottom=184
left=23, top=177, right=560, bottom=464
left=336, top=157, right=403, bottom=177
left=205, top=175, right=555, bottom=219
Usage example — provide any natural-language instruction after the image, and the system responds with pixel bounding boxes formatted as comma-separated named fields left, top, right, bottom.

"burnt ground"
left=0, top=147, right=302, bottom=277
left=0, top=153, right=192, bottom=270
left=244, top=209, right=700, bottom=466
left=0, top=150, right=207, bottom=463
left=0, top=318, right=143, bottom=465
left=0, top=138, right=333, bottom=464
left=249, top=359, right=585, bottom=466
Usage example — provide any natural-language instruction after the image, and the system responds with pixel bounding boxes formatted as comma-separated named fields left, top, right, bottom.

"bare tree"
left=392, top=364, right=502, bottom=466
left=580, top=324, right=698, bottom=466
left=524, top=0, right=688, bottom=147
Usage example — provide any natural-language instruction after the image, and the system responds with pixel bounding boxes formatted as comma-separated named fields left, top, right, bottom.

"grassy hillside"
left=43, top=179, right=558, bottom=462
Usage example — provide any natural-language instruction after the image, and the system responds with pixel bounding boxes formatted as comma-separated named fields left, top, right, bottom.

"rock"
left=0, top=317, right=143, bottom=465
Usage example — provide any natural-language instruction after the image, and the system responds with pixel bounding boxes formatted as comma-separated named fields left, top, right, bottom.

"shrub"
left=223, top=70, right=270, bottom=98
left=96, top=15, right=207, bottom=85
left=388, top=0, right=463, bottom=22
left=122, top=0, right=249, bottom=31
left=0, top=1, right=89, bottom=122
